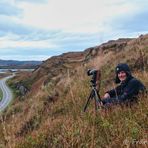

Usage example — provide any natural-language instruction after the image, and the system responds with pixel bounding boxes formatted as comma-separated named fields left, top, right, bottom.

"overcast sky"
left=0, top=0, right=148, bottom=61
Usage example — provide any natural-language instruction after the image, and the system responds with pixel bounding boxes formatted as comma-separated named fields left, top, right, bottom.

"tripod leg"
left=94, top=88, right=102, bottom=102
left=83, top=90, right=94, bottom=112
left=94, top=88, right=102, bottom=110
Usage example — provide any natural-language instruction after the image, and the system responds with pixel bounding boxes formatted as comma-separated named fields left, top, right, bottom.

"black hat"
left=115, top=63, right=131, bottom=83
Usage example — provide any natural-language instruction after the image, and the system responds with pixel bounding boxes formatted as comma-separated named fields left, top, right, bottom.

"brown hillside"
left=0, top=34, right=148, bottom=148
left=31, top=37, right=133, bottom=85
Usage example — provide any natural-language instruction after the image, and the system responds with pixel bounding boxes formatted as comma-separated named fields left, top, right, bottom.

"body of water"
left=0, top=69, right=34, bottom=73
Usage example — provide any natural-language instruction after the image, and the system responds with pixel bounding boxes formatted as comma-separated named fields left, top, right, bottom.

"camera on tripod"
left=83, top=69, right=102, bottom=112
left=87, top=69, right=99, bottom=86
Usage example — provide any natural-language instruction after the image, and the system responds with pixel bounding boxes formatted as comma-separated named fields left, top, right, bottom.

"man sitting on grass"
left=102, top=63, right=146, bottom=106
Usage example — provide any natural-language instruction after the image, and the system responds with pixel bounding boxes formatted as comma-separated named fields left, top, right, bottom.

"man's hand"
left=98, top=101, right=103, bottom=107
left=103, top=93, right=110, bottom=99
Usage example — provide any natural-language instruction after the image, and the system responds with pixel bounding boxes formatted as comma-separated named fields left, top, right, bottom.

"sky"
left=0, top=0, right=148, bottom=61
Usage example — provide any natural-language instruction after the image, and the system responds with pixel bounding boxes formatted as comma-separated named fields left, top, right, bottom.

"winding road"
left=0, top=74, right=14, bottom=112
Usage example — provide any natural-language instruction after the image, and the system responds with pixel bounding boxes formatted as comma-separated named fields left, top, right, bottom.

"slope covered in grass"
left=0, top=34, right=147, bottom=148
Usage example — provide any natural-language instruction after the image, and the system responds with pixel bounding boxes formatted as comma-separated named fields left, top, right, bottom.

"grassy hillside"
left=0, top=35, right=147, bottom=148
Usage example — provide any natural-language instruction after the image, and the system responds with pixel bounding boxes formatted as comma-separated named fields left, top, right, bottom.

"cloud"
left=0, top=47, right=47, bottom=60
left=0, top=35, right=58, bottom=49
left=19, top=0, right=141, bottom=33
left=15, top=0, right=48, bottom=4
left=124, top=11, right=148, bottom=32
left=0, top=15, right=61, bottom=41
left=110, top=9, right=148, bottom=34
left=0, top=1, right=22, bottom=16
left=0, top=45, right=62, bottom=60
left=0, top=17, right=34, bottom=37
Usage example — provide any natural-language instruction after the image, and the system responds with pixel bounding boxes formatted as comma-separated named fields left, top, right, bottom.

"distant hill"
left=0, top=59, right=42, bottom=69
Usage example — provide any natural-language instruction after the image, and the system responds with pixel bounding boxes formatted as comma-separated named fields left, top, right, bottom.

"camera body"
left=87, top=69, right=99, bottom=85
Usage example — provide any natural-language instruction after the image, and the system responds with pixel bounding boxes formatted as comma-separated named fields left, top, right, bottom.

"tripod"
left=83, top=83, right=102, bottom=112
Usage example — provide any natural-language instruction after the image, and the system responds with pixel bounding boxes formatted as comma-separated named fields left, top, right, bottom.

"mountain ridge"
left=0, top=59, right=42, bottom=69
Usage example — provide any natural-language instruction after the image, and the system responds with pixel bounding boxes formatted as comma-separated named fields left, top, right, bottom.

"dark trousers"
left=102, top=96, right=138, bottom=106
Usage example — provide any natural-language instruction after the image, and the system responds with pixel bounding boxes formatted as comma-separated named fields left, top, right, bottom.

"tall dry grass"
left=0, top=46, right=147, bottom=148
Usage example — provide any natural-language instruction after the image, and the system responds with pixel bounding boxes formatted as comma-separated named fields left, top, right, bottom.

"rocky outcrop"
left=15, top=82, right=29, bottom=96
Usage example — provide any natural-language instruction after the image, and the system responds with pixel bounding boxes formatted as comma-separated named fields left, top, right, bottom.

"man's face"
left=118, top=71, right=127, bottom=82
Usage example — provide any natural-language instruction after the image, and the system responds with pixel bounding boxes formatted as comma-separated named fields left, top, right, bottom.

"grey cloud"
left=20, top=30, right=62, bottom=41
left=15, top=0, right=48, bottom=4
left=0, top=17, right=33, bottom=36
left=0, top=16, right=63, bottom=42
left=0, top=2, right=22, bottom=16
left=111, top=10, right=148, bottom=33
left=0, top=47, right=60, bottom=58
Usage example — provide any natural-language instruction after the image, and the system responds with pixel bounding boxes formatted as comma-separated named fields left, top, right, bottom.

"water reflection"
left=0, top=69, right=34, bottom=73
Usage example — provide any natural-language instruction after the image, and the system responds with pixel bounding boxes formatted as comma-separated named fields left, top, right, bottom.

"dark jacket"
left=103, top=75, right=146, bottom=105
